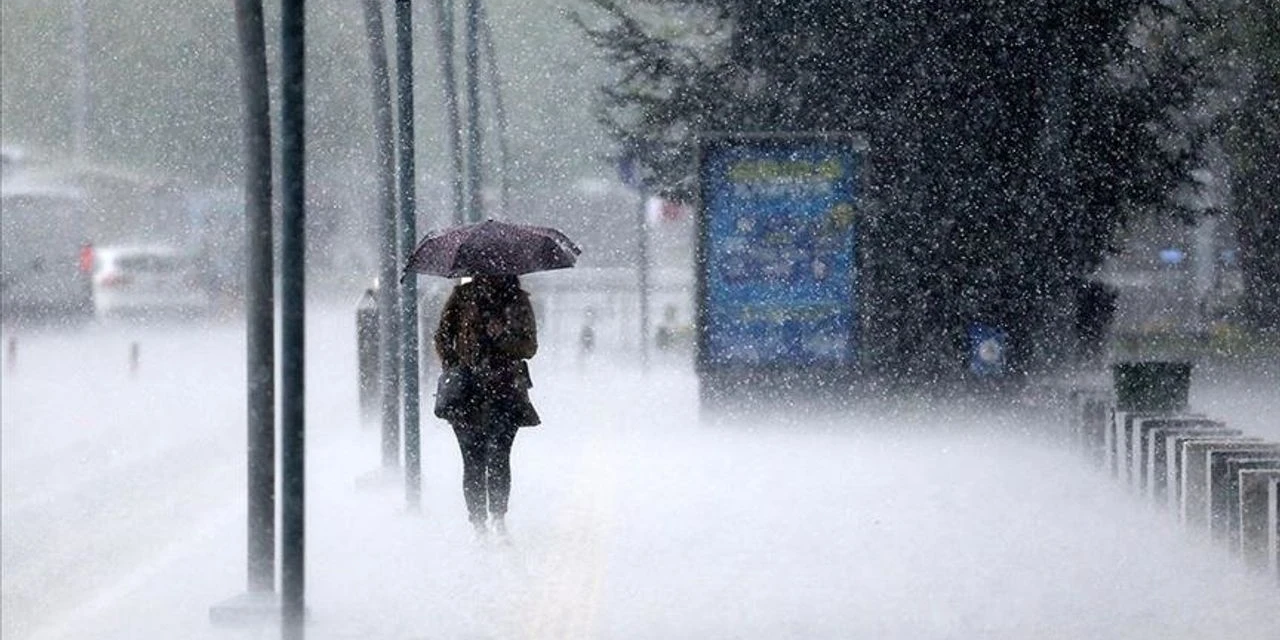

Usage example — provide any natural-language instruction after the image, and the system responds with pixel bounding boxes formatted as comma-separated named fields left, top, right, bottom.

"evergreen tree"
left=579, top=0, right=1161, bottom=378
left=1122, top=0, right=1280, bottom=335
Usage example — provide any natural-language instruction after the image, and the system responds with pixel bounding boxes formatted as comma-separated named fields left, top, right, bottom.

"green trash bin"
left=1112, top=361, right=1192, bottom=413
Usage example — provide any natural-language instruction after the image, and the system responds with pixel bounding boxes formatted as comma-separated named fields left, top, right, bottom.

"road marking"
left=23, top=499, right=241, bottom=640
left=519, top=436, right=618, bottom=640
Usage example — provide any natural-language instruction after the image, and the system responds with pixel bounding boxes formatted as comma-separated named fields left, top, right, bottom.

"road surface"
left=3, top=304, right=1277, bottom=639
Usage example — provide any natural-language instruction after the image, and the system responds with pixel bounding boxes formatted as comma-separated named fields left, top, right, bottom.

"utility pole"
left=233, top=0, right=276, bottom=597
left=477, top=2, right=510, bottom=215
left=619, top=150, right=650, bottom=372
left=70, top=0, right=89, bottom=161
left=431, top=0, right=465, bottom=226
left=209, top=5, right=278, bottom=625
left=395, top=0, right=421, bottom=510
left=464, top=0, right=483, bottom=222
left=279, top=0, right=307, bottom=636
left=363, top=0, right=402, bottom=471
left=637, top=192, right=650, bottom=372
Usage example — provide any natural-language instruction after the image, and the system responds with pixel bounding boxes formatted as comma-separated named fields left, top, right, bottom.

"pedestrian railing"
left=1068, top=362, right=1280, bottom=586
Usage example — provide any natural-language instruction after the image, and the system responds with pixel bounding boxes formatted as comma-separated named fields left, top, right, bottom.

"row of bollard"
left=1070, top=361, right=1280, bottom=585
left=3, top=335, right=142, bottom=377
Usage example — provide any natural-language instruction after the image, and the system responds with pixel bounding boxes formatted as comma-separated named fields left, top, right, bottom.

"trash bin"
left=356, top=287, right=379, bottom=423
left=1112, top=361, right=1192, bottom=413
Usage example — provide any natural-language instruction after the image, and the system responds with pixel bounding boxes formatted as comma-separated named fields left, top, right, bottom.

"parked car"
left=91, top=245, right=210, bottom=319
left=1, top=183, right=94, bottom=321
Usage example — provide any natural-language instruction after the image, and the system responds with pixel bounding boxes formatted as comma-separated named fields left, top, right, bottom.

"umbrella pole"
left=395, top=0, right=421, bottom=511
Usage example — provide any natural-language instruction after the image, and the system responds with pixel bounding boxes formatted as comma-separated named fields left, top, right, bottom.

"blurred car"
left=92, top=245, right=210, bottom=319
left=1, top=183, right=95, bottom=321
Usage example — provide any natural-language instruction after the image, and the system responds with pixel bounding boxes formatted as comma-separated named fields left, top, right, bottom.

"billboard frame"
left=694, top=131, right=869, bottom=404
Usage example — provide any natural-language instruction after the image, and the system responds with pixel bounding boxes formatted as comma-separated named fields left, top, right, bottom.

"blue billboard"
left=697, top=135, right=863, bottom=370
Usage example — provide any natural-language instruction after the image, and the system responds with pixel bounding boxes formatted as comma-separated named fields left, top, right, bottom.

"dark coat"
left=434, top=279, right=540, bottom=428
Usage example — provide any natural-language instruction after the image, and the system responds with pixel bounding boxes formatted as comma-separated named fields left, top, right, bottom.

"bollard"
left=1203, top=449, right=1280, bottom=538
left=356, top=287, right=380, bottom=425
left=1179, top=440, right=1275, bottom=529
left=1129, top=415, right=1207, bottom=491
left=1237, top=470, right=1280, bottom=579
left=1165, top=432, right=1253, bottom=511
left=1146, top=421, right=1233, bottom=501
left=579, top=325, right=595, bottom=357
left=1069, top=388, right=1111, bottom=464
left=1269, top=478, right=1279, bottom=583
left=1080, top=393, right=1111, bottom=465
left=1213, top=457, right=1280, bottom=545
left=129, top=342, right=140, bottom=377
left=1108, top=410, right=1163, bottom=483
left=1113, top=361, right=1193, bottom=413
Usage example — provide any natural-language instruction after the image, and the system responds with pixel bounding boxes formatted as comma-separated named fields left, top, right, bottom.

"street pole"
left=637, top=192, right=650, bottom=372
left=363, top=0, right=402, bottom=470
left=477, top=1, right=510, bottom=215
left=395, top=0, right=421, bottom=510
left=70, top=0, right=89, bottom=161
left=233, top=0, right=275, bottom=596
left=430, top=0, right=465, bottom=226
left=464, top=0, right=482, bottom=222
left=279, top=0, right=307, bottom=636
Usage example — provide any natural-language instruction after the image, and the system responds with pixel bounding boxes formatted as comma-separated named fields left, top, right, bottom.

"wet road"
left=3, top=305, right=1277, bottom=639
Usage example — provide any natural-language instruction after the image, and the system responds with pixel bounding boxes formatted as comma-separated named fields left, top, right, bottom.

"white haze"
left=2, top=302, right=1278, bottom=640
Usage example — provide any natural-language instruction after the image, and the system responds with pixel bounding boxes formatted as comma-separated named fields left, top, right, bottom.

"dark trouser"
left=452, top=424, right=518, bottom=525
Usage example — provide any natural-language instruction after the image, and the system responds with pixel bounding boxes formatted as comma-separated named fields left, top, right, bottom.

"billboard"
left=696, top=134, right=864, bottom=371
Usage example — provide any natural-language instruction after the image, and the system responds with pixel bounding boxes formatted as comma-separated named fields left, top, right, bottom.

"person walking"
left=434, top=274, right=540, bottom=539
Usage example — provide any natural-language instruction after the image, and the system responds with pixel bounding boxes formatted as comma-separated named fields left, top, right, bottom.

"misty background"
left=0, top=0, right=660, bottom=279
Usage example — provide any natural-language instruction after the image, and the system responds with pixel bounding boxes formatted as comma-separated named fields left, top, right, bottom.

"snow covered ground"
left=3, top=303, right=1278, bottom=640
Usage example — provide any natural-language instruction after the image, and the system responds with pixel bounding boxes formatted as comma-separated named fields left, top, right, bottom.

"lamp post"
left=619, top=150, right=651, bottom=372
left=70, top=0, right=90, bottom=161
left=363, top=0, right=402, bottom=471
left=464, top=0, right=483, bottom=222
left=395, top=0, right=421, bottom=510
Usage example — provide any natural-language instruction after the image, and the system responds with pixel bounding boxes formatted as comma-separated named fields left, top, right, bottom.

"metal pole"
left=476, top=1, right=510, bottom=215
left=395, top=0, right=421, bottom=510
left=431, top=0, right=465, bottom=226
left=70, top=0, right=89, bottom=161
left=363, top=0, right=401, bottom=470
left=637, top=193, right=650, bottom=372
left=464, top=0, right=482, bottom=222
left=279, top=0, right=306, bottom=636
left=234, top=0, right=275, bottom=595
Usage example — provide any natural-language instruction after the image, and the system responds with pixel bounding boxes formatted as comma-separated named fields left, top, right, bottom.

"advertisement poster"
left=697, top=134, right=863, bottom=370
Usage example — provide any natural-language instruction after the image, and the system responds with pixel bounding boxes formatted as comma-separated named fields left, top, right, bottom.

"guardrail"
left=1069, top=362, right=1280, bottom=585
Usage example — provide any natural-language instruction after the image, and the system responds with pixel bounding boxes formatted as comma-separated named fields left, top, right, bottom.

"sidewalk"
left=21, top=365, right=1280, bottom=640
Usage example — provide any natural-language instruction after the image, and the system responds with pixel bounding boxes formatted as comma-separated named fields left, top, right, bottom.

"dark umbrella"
left=402, top=219, right=582, bottom=279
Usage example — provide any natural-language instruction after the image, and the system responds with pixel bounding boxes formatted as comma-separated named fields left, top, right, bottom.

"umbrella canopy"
left=403, top=219, right=582, bottom=279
